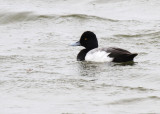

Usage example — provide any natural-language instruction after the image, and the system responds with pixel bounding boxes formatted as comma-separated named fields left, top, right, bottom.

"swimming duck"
left=71, top=31, right=138, bottom=62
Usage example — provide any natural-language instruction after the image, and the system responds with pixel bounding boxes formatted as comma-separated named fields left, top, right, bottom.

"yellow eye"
left=84, top=38, right=87, bottom=40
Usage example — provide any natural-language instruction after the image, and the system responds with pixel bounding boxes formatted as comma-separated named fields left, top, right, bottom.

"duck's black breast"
left=106, top=47, right=138, bottom=62
left=77, top=49, right=90, bottom=61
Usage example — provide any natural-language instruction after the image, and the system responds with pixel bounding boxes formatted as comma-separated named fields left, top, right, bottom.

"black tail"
left=128, top=53, right=138, bottom=60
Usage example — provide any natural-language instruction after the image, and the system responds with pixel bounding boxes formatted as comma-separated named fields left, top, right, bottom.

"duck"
left=71, top=31, right=138, bottom=62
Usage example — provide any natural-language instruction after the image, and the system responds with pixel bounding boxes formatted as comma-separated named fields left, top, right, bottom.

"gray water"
left=0, top=0, right=160, bottom=114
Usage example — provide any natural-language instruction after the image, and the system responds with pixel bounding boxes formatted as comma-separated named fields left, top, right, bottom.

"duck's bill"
left=70, top=41, right=81, bottom=46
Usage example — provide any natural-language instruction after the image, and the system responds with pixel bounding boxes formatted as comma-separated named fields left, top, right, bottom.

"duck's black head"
left=71, top=31, right=98, bottom=50
left=80, top=31, right=98, bottom=49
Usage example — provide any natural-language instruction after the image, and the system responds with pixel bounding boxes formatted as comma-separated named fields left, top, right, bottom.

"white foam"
left=85, top=48, right=113, bottom=62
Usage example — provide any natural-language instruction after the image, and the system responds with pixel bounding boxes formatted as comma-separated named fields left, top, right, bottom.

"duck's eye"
left=84, top=38, right=87, bottom=40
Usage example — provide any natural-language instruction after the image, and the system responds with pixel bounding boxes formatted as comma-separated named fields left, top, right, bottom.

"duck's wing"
left=105, top=47, right=137, bottom=62
left=107, top=47, right=131, bottom=55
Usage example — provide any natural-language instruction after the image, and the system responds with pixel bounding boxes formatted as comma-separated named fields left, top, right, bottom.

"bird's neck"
left=77, top=49, right=90, bottom=61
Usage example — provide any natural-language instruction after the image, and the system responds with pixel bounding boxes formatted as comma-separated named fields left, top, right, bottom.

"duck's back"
left=107, top=47, right=138, bottom=62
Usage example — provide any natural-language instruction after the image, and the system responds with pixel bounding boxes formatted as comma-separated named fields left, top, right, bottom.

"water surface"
left=0, top=0, right=160, bottom=114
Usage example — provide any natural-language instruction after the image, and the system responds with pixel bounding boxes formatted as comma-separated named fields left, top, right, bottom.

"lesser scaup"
left=71, top=31, right=138, bottom=62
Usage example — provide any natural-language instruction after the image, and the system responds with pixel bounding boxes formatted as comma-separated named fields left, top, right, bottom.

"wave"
left=101, top=83, right=155, bottom=92
left=60, top=14, right=118, bottom=22
left=0, top=11, right=120, bottom=24
left=115, top=31, right=160, bottom=38
left=108, top=96, right=160, bottom=105
left=90, top=0, right=126, bottom=4
left=0, top=11, right=53, bottom=24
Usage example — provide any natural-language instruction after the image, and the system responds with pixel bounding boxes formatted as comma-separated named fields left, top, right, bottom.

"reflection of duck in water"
left=71, top=31, right=138, bottom=62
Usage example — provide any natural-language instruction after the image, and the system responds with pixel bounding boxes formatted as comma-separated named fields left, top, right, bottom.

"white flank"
left=85, top=48, right=113, bottom=62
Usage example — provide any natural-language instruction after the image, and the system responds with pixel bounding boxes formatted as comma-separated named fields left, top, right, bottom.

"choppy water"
left=0, top=0, right=160, bottom=114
